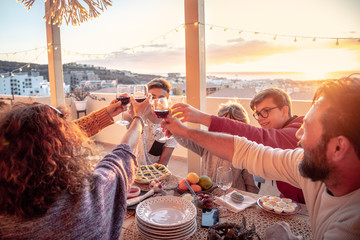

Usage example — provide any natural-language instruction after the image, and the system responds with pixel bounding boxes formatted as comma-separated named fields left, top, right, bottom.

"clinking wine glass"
left=152, top=97, right=173, bottom=141
left=216, top=166, right=233, bottom=216
left=116, top=85, right=132, bottom=126
left=133, top=85, right=148, bottom=103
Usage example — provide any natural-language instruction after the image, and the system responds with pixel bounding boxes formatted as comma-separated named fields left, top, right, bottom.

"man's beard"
left=299, top=137, right=331, bottom=182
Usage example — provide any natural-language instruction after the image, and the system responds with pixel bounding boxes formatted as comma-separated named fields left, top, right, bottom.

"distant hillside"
left=0, top=60, right=161, bottom=84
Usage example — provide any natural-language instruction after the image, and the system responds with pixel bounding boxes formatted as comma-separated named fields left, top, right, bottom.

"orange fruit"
left=178, top=178, right=190, bottom=191
left=190, top=184, right=202, bottom=192
left=186, top=172, right=199, bottom=184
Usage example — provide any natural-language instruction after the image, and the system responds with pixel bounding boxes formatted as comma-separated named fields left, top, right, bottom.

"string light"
left=202, top=22, right=360, bottom=43
left=2, top=21, right=359, bottom=65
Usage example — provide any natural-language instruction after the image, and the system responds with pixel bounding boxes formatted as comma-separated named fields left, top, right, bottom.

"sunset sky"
left=0, top=0, right=359, bottom=79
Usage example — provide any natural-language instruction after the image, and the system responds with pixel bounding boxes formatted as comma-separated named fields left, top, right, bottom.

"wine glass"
left=216, top=166, right=233, bottom=216
left=152, top=97, right=173, bottom=141
left=116, top=85, right=132, bottom=126
left=133, top=85, right=148, bottom=103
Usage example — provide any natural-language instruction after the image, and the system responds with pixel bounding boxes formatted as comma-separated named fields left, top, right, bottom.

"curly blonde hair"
left=0, top=102, right=94, bottom=218
left=217, top=101, right=249, bottom=124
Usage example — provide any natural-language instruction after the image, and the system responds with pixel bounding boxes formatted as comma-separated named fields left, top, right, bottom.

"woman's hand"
left=106, top=99, right=126, bottom=118
left=130, top=95, right=151, bottom=118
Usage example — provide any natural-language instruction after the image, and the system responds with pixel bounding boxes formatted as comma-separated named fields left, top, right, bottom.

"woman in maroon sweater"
left=171, top=87, right=305, bottom=203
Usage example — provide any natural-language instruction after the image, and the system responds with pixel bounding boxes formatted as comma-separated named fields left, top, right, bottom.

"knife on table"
left=126, top=189, right=155, bottom=207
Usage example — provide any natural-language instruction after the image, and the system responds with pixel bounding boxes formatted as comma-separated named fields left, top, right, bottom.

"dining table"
left=120, top=175, right=313, bottom=239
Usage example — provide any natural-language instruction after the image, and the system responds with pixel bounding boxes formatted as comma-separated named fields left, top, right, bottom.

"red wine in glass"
left=117, top=96, right=130, bottom=105
left=154, top=109, right=169, bottom=118
left=135, top=97, right=146, bottom=103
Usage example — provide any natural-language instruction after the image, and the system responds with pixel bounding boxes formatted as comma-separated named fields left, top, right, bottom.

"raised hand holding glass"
left=116, top=85, right=132, bottom=126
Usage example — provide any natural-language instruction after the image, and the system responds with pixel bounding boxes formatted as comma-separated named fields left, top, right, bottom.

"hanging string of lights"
left=198, top=22, right=360, bottom=45
left=0, top=50, right=46, bottom=78
left=1, top=21, right=359, bottom=75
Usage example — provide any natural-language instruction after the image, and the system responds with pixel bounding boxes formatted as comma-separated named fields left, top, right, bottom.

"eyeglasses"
left=47, top=104, right=64, bottom=118
left=253, top=106, right=279, bottom=120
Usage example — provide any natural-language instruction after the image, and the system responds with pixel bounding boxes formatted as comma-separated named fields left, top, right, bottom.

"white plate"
left=137, top=220, right=197, bottom=240
left=136, top=196, right=196, bottom=227
left=137, top=218, right=196, bottom=236
left=257, top=196, right=301, bottom=215
left=136, top=214, right=195, bottom=230
left=136, top=216, right=196, bottom=233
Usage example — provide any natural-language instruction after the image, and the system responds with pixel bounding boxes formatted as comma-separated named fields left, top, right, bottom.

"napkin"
left=126, top=189, right=154, bottom=207
left=214, top=190, right=256, bottom=213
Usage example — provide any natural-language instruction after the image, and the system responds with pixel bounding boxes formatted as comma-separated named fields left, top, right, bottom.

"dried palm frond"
left=18, top=0, right=112, bottom=26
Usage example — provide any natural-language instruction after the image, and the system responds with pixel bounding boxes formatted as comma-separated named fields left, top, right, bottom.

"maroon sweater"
left=209, top=115, right=305, bottom=203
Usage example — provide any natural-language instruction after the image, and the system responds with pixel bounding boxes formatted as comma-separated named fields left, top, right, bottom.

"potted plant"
left=66, top=84, right=105, bottom=111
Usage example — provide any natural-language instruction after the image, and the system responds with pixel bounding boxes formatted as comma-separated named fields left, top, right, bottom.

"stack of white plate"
left=135, top=196, right=197, bottom=240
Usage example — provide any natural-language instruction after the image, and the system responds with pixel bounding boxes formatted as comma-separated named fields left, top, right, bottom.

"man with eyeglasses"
left=171, top=87, right=305, bottom=203
left=164, top=77, right=360, bottom=239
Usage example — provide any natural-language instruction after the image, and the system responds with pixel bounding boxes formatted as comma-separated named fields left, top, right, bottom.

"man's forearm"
left=182, top=128, right=234, bottom=161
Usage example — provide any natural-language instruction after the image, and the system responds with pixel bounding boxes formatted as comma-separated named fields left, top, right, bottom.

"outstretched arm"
left=170, top=103, right=212, bottom=127
left=121, top=96, right=150, bottom=151
left=74, top=99, right=126, bottom=137
left=162, top=117, right=234, bottom=161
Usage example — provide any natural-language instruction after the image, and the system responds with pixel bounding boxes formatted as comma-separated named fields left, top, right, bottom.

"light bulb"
left=273, top=35, right=277, bottom=40
left=336, top=39, right=339, bottom=45
left=210, top=26, right=213, bottom=30
left=194, top=22, right=198, bottom=26
left=224, top=28, right=227, bottom=32
left=19, top=68, right=22, bottom=72
left=294, top=37, right=297, bottom=43
left=313, top=38, right=316, bottom=42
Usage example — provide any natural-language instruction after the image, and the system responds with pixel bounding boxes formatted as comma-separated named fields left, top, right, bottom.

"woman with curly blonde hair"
left=174, top=101, right=258, bottom=193
left=0, top=98, right=148, bottom=239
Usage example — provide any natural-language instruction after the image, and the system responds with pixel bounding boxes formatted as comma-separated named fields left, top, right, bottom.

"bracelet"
left=133, top=116, right=144, bottom=133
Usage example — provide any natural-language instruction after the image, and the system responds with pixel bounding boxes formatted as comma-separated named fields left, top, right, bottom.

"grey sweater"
left=0, top=144, right=138, bottom=240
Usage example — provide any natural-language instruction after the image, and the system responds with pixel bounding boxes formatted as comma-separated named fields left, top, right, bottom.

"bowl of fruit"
left=177, top=172, right=215, bottom=194
left=194, top=192, right=214, bottom=209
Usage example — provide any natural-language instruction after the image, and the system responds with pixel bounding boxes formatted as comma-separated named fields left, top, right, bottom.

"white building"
left=0, top=72, right=48, bottom=96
